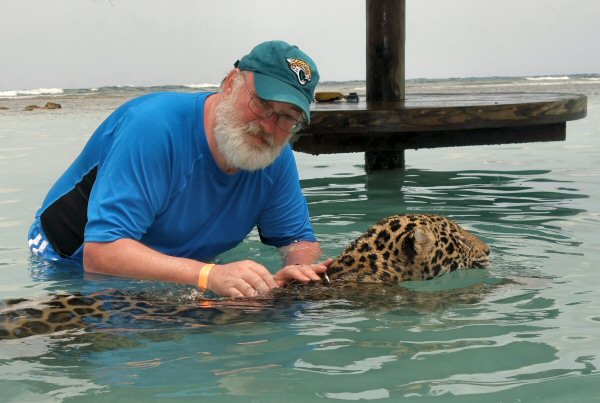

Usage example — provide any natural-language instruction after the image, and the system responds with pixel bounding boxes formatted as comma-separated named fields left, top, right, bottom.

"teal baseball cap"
left=236, top=40, right=320, bottom=123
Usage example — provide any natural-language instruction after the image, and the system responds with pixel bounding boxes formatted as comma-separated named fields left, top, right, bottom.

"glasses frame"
left=241, top=73, right=305, bottom=134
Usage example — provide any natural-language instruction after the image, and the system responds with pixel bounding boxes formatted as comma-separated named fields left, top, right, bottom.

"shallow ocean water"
left=1, top=76, right=600, bottom=401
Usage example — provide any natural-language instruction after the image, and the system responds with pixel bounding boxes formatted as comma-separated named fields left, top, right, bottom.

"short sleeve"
left=256, top=147, right=316, bottom=247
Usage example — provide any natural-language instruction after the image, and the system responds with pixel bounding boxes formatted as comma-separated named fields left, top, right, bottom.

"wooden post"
left=366, top=0, right=405, bottom=102
left=365, top=0, right=406, bottom=171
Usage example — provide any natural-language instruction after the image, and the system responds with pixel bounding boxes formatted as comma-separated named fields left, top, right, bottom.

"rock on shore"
left=24, top=102, right=62, bottom=111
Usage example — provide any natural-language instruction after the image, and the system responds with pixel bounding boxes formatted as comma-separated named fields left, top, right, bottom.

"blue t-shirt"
left=35, top=92, right=315, bottom=263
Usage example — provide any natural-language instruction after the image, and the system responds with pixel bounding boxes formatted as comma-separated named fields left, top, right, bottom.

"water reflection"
left=304, top=168, right=588, bottom=224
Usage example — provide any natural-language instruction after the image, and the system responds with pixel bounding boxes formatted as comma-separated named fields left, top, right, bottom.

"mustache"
left=245, top=123, right=275, bottom=147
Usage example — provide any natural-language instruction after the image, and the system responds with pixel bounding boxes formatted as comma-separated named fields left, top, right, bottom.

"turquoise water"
left=1, top=76, right=600, bottom=401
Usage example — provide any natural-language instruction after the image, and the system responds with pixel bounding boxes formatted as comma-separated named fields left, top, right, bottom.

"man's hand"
left=207, top=260, right=279, bottom=298
left=273, top=258, right=333, bottom=287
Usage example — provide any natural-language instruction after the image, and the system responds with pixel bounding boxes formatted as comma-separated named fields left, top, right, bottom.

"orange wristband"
left=198, top=264, right=215, bottom=289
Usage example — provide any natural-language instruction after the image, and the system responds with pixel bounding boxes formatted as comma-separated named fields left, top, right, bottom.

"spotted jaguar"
left=1, top=214, right=489, bottom=339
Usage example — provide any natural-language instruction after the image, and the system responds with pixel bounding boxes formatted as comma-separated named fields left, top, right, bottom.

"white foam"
left=184, top=83, right=219, bottom=89
left=525, top=76, right=570, bottom=81
left=0, top=88, right=64, bottom=98
left=0, top=90, right=17, bottom=98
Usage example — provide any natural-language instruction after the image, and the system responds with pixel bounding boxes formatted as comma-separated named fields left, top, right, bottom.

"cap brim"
left=253, top=72, right=311, bottom=124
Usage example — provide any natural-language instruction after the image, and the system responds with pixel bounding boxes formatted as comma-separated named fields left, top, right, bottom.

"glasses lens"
left=276, top=117, right=303, bottom=133
left=248, top=98, right=272, bottom=119
left=248, top=93, right=304, bottom=134
left=289, top=123, right=303, bottom=134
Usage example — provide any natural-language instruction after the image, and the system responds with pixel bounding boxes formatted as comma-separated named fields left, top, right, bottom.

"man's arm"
left=84, top=239, right=279, bottom=297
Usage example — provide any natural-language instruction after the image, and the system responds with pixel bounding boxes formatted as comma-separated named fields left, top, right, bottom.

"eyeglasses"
left=241, top=73, right=305, bottom=134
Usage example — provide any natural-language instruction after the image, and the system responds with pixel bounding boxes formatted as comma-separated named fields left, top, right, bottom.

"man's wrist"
left=281, top=241, right=323, bottom=265
left=197, top=263, right=215, bottom=289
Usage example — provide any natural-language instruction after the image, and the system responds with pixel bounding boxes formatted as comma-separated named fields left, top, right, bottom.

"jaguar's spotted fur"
left=326, top=214, right=490, bottom=283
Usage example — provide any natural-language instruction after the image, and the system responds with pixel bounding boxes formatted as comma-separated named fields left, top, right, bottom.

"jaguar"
left=1, top=214, right=490, bottom=339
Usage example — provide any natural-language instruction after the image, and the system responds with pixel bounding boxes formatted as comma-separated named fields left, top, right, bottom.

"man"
left=28, top=40, right=329, bottom=297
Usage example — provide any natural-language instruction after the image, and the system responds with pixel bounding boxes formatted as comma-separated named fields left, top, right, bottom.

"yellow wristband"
left=198, top=264, right=215, bottom=290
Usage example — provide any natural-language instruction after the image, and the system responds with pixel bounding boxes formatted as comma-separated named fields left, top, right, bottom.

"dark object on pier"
left=293, top=0, right=587, bottom=171
left=346, top=92, right=360, bottom=103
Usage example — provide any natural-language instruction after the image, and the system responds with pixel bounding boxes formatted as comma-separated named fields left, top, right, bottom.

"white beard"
left=213, top=92, right=287, bottom=172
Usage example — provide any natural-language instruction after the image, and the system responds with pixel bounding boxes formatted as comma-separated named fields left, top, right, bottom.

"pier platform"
left=293, top=92, right=587, bottom=169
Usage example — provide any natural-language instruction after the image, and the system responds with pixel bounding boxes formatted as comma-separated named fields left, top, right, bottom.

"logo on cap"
left=287, top=58, right=312, bottom=86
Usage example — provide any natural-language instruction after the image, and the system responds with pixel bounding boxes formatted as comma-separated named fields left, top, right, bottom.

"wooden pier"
left=292, top=0, right=587, bottom=170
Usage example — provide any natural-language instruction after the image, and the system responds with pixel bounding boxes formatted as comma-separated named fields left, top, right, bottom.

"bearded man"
left=28, top=40, right=329, bottom=297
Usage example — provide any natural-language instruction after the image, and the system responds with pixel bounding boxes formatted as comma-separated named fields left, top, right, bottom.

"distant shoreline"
left=2, top=73, right=600, bottom=99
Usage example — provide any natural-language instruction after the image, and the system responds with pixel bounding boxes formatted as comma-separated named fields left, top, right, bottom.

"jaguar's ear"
left=413, top=226, right=435, bottom=256
left=401, top=226, right=435, bottom=260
